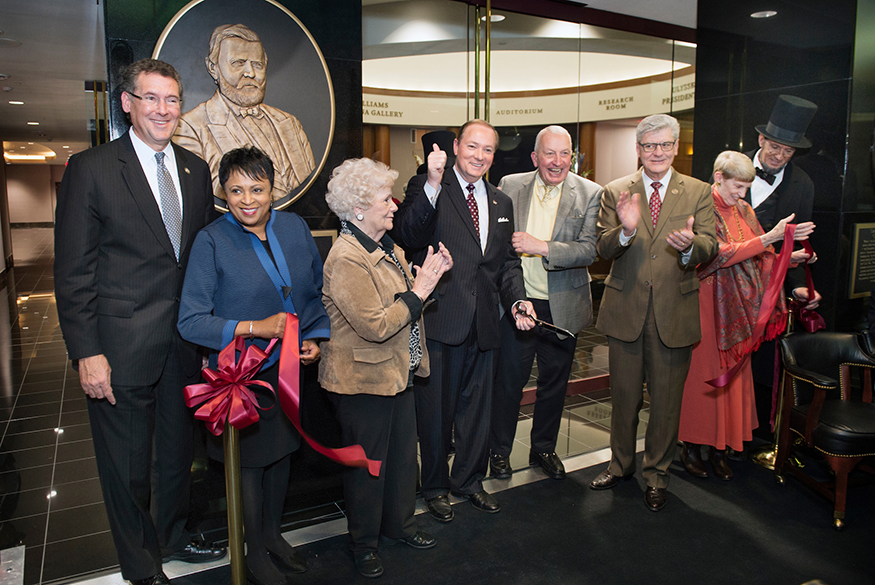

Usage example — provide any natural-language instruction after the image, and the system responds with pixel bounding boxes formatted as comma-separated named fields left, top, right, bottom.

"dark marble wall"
left=103, top=0, right=362, bottom=230
left=693, top=0, right=870, bottom=330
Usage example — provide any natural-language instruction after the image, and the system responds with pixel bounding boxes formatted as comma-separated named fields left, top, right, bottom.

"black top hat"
left=755, top=95, right=818, bottom=149
left=417, top=130, right=456, bottom=175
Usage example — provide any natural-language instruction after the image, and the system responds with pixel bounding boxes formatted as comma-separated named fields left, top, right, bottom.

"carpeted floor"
left=175, top=450, right=874, bottom=585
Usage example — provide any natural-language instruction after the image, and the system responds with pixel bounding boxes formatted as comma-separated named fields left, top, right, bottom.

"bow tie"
left=238, top=106, right=264, bottom=118
left=755, top=167, right=776, bottom=186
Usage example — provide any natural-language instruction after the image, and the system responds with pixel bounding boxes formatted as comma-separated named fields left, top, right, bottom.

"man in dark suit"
left=488, top=125, right=602, bottom=481
left=55, top=59, right=223, bottom=585
left=745, top=94, right=821, bottom=307
left=393, top=120, right=535, bottom=521
left=589, top=114, right=718, bottom=511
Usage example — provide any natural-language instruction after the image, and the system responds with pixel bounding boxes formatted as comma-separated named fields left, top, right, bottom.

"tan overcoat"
left=319, top=232, right=429, bottom=396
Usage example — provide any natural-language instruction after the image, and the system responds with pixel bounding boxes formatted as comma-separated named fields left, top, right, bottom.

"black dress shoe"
left=130, top=572, right=171, bottom=585
left=644, top=486, right=667, bottom=511
left=267, top=547, right=308, bottom=574
left=726, top=445, right=747, bottom=461
left=529, top=450, right=566, bottom=479
left=467, top=490, right=500, bottom=513
left=589, top=468, right=632, bottom=490
left=680, top=442, right=709, bottom=479
left=426, top=495, right=454, bottom=522
left=398, top=531, right=436, bottom=549
left=162, top=537, right=227, bottom=563
left=354, top=551, right=384, bottom=578
left=489, top=453, right=512, bottom=479
left=707, top=447, right=733, bottom=481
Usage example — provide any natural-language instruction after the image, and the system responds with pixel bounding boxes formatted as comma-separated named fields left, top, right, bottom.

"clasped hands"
left=412, top=242, right=453, bottom=301
left=616, top=191, right=695, bottom=252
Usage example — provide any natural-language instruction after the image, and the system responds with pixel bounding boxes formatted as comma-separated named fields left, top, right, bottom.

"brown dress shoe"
left=644, top=486, right=667, bottom=511
left=708, top=447, right=733, bottom=480
left=589, top=468, right=631, bottom=490
left=680, top=442, right=709, bottom=478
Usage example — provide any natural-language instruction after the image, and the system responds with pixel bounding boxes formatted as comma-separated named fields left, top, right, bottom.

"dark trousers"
left=86, top=346, right=194, bottom=581
left=415, top=329, right=496, bottom=499
left=606, top=294, right=692, bottom=489
left=490, top=298, right=577, bottom=456
left=331, top=389, right=417, bottom=553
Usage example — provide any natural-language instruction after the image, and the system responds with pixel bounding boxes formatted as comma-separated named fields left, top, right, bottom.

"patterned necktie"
left=466, top=183, right=480, bottom=233
left=649, top=181, right=662, bottom=229
left=539, top=184, right=558, bottom=204
left=155, top=151, right=182, bottom=259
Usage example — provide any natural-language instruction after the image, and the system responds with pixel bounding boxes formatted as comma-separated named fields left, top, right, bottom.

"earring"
left=356, top=213, right=364, bottom=221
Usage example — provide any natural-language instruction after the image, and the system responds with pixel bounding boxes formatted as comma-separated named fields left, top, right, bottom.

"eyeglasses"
left=638, top=141, right=676, bottom=153
left=127, top=92, right=180, bottom=109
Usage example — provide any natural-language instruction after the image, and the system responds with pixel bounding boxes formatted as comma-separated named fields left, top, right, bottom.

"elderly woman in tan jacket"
left=319, top=158, right=452, bottom=579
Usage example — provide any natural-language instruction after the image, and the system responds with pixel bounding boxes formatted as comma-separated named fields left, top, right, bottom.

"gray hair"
left=534, top=125, right=573, bottom=152
left=208, top=24, right=266, bottom=66
left=713, top=150, right=755, bottom=183
left=636, top=114, right=680, bottom=142
left=325, top=158, right=399, bottom=222
left=119, top=59, right=183, bottom=101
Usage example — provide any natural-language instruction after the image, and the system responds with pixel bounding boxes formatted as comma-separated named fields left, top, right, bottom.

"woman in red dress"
left=678, top=151, right=814, bottom=480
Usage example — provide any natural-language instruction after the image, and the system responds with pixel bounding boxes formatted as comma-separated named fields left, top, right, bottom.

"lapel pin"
left=672, top=188, right=678, bottom=194
left=492, top=199, right=497, bottom=204
left=184, top=167, right=191, bottom=175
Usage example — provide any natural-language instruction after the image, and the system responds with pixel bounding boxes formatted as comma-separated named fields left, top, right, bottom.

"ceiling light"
left=751, top=11, right=777, bottom=18
left=63, top=145, right=69, bottom=149
left=27, top=121, right=39, bottom=125
left=480, top=14, right=506, bottom=22
left=0, top=38, right=22, bottom=48
left=4, top=153, right=47, bottom=161
left=8, top=100, right=23, bottom=105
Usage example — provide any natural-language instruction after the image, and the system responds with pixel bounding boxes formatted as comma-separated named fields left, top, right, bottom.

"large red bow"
left=184, top=336, right=277, bottom=435
left=184, top=314, right=382, bottom=476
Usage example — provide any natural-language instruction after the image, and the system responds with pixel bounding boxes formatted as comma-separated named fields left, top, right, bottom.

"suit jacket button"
left=651, top=254, right=657, bottom=260
left=472, top=290, right=477, bottom=296
left=644, top=280, right=651, bottom=287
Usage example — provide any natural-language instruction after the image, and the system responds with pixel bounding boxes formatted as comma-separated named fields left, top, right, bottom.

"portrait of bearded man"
left=174, top=23, right=316, bottom=204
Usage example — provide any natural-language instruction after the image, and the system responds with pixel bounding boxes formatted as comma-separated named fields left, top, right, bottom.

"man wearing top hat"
left=745, top=94, right=821, bottom=306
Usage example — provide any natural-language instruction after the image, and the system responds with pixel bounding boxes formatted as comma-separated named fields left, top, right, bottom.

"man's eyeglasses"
left=638, top=141, right=676, bottom=153
left=127, top=92, right=180, bottom=108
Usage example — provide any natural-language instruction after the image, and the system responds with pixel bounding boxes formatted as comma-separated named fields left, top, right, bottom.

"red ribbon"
left=184, top=336, right=278, bottom=435
left=705, top=224, right=797, bottom=388
left=184, top=314, right=382, bottom=477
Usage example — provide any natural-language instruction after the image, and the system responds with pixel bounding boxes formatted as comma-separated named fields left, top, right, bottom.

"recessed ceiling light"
left=62, top=145, right=70, bottom=149
left=27, top=121, right=39, bottom=125
left=8, top=100, right=23, bottom=105
left=27, top=142, right=33, bottom=145
left=751, top=11, right=777, bottom=18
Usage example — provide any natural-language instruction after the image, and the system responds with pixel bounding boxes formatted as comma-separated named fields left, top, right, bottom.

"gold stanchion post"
left=224, top=425, right=246, bottom=585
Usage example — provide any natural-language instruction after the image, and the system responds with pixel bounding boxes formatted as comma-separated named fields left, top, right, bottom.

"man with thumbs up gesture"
left=589, top=114, right=718, bottom=512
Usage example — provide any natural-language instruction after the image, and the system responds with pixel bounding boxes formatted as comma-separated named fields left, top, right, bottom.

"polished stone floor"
left=0, top=228, right=642, bottom=585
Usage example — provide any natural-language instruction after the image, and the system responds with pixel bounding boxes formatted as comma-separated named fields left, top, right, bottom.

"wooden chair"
left=774, top=332, right=875, bottom=529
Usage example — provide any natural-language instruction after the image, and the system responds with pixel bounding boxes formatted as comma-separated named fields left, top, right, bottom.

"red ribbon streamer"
left=184, top=314, right=382, bottom=476
left=276, top=315, right=382, bottom=477
left=705, top=224, right=797, bottom=388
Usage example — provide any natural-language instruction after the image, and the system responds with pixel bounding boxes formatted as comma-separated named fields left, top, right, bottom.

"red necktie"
left=466, top=183, right=480, bottom=233
left=649, top=181, right=662, bottom=229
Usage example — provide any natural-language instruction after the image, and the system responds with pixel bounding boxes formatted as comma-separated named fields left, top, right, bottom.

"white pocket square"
left=497, top=217, right=510, bottom=223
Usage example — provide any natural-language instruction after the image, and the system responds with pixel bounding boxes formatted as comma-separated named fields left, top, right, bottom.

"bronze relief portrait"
left=155, top=0, right=334, bottom=210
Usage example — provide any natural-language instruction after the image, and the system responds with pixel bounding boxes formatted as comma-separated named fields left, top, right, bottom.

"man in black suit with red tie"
left=393, top=120, right=535, bottom=521
left=55, top=59, right=223, bottom=585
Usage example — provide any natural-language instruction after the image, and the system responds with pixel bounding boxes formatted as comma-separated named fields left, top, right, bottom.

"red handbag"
left=788, top=240, right=825, bottom=333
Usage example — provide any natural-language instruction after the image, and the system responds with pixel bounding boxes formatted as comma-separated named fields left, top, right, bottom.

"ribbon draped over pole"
left=184, top=313, right=382, bottom=476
